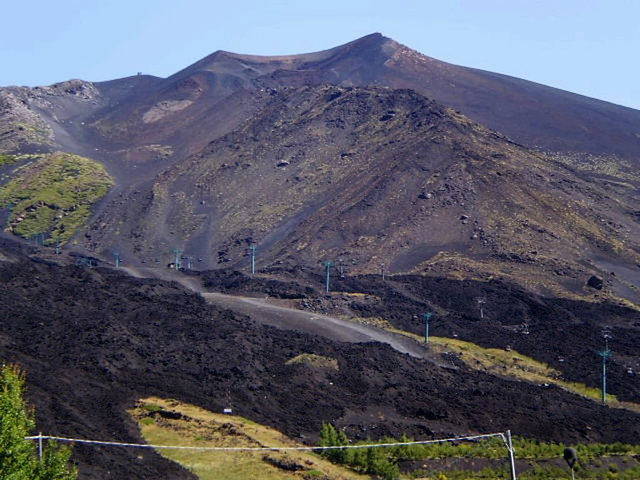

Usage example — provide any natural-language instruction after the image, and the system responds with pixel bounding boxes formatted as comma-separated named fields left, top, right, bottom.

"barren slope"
left=83, top=85, right=640, bottom=303
left=2, top=35, right=639, bottom=302
left=130, top=32, right=640, bottom=161
left=0, top=239, right=639, bottom=478
left=4, top=33, right=640, bottom=180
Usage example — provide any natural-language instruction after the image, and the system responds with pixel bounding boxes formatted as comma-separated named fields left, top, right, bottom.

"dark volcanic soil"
left=204, top=267, right=640, bottom=403
left=0, top=239, right=639, bottom=479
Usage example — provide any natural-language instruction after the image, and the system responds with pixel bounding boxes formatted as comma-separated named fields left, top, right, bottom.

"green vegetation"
left=130, top=397, right=366, bottom=480
left=392, top=436, right=638, bottom=461
left=318, top=423, right=400, bottom=480
left=129, top=397, right=639, bottom=480
left=0, top=363, right=77, bottom=479
left=285, top=353, right=339, bottom=370
left=0, top=152, right=113, bottom=244
left=423, top=334, right=638, bottom=411
left=141, top=403, right=164, bottom=413
left=317, top=426, right=640, bottom=480
left=417, top=464, right=640, bottom=479
left=0, top=154, right=17, bottom=166
left=549, top=152, right=638, bottom=182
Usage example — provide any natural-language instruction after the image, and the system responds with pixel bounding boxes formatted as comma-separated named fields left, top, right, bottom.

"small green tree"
left=318, top=422, right=349, bottom=464
left=365, top=446, right=400, bottom=480
left=0, top=364, right=76, bottom=480
left=0, top=364, right=35, bottom=479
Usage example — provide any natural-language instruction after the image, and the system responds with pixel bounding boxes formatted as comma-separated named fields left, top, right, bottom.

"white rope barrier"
left=26, top=431, right=508, bottom=452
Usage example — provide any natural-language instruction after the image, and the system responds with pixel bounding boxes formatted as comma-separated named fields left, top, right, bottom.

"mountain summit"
left=159, top=31, right=640, bottom=159
left=0, top=33, right=638, bottom=303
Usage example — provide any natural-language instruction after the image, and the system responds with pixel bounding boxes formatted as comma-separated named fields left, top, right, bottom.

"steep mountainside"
left=3, top=33, right=640, bottom=175
left=92, top=32, right=640, bottom=162
left=83, top=85, right=640, bottom=302
left=0, top=76, right=161, bottom=154
left=1, top=35, right=639, bottom=303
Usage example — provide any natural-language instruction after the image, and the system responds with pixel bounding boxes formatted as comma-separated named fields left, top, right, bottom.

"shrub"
left=0, top=363, right=77, bottom=479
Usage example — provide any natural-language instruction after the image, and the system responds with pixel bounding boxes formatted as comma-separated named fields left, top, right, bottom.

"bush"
left=318, top=423, right=400, bottom=480
left=0, top=363, right=77, bottom=479
left=318, top=423, right=349, bottom=464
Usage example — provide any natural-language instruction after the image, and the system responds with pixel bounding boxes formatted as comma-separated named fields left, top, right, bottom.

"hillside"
left=82, top=85, right=640, bottom=302
left=0, top=238, right=638, bottom=478
left=5, top=33, right=640, bottom=163
left=0, top=34, right=638, bottom=306
left=0, top=35, right=639, bottom=304
left=0, top=33, right=639, bottom=478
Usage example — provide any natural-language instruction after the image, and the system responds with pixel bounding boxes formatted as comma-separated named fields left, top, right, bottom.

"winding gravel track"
left=123, top=266, right=427, bottom=358
left=202, top=292, right=428, bottom=358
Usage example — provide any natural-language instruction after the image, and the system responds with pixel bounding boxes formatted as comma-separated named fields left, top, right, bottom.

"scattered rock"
left=262, top=454, right=306, bottom=471
left=587, top=275, right=603, bottom=290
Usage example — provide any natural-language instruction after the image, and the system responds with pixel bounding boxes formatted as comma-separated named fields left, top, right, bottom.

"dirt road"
left=202, top=292, right=428, bottom=358
left=124, top=266, right=428, bottom=358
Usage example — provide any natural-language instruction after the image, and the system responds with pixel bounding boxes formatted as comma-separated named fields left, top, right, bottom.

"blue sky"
left=2, top=0, right=639, bottom=110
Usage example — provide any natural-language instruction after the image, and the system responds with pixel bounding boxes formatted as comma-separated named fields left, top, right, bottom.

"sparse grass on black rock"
left=0, top=152, right=112, bottom=244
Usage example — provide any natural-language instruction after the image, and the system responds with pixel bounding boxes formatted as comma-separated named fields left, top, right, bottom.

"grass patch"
left=340, top=292, right=381, bottom=301
left=0, top=152, right=113, bottom=244
left=0, top=154, right=17, bottom=166
left=130, top=398, right=640, bottom=480
left=130, top=397, right=367, bottom=480
left=141, top=403, right=163, bottom=413
left=285, top=353, right=339, bottom=370
left=350, top=316, right=396, bottom=330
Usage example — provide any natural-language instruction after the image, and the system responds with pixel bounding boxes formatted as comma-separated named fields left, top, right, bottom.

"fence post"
left=38, top=432, right=43, bottom=460
left=506, top=430, right=517, bottom=480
